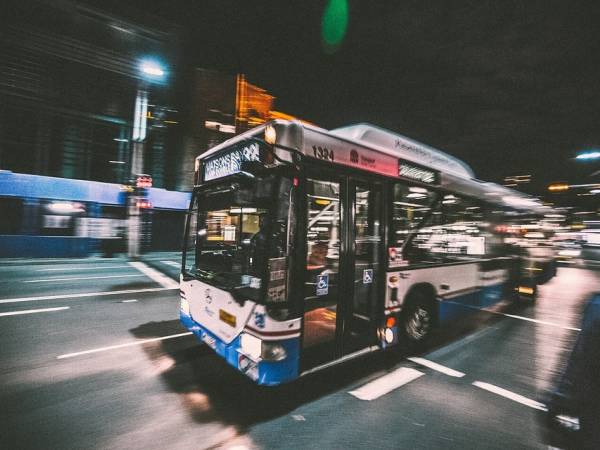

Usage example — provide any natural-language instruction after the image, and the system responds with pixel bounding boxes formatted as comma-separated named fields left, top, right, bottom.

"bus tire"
left=400, top=289, right=435, bottom=347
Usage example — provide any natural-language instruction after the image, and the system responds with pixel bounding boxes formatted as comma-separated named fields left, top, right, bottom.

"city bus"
left=179, top=120, right=552, bottom=385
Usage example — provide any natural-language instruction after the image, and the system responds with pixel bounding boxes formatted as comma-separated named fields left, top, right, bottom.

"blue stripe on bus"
left=438, top=282, right=507, bottom=323
left=480, top=283, right=505, bottom=308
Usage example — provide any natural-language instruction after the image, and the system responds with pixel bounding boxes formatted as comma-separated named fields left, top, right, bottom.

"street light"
left=128, top=57, right=167, bottom=258
left=140, top=61, right=165, bottom=78
left=130, top=58, right=167, bottom=173
left=575, top=149, right=600, bottom=178
left=132, top=58, right=167, bottom=147
left=575, top=150, right=600, bottom=161
left=138, top=58, right=167, bottom=82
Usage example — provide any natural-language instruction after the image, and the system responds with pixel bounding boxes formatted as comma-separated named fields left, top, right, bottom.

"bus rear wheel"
left=401, top=292, right=434, bottom=345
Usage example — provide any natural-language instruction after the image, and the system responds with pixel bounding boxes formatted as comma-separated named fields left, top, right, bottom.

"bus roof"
left=196, top=120, right=550, bottom=215
left=330, top=123, right=475, bottom=179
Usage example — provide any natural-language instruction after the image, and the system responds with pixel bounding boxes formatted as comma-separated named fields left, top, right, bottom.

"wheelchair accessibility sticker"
left=363, top=269, right=373, bottom=284
left=316, top=274, right=329, bottom=296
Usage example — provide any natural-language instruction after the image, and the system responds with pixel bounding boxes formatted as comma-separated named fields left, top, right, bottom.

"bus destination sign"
left=203, top=142, right=261, bottom=182
left=398, top=159, right=439, bottom=185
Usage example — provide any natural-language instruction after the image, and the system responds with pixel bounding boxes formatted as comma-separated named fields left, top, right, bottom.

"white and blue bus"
left=179, top=120, right=553, bottom=385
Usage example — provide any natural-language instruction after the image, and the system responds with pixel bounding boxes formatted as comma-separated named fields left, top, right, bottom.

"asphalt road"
left=0, top=257, right=598, bottom=450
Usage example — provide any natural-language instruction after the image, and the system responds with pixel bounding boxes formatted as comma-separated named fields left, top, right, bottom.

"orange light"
left=386, top=316, right=396, bottom=328
left=517, top=286, right=534, bottom=295
left=548, top=183, right=569, bottom=192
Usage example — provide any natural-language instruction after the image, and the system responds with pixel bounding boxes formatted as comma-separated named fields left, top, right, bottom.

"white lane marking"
left=499, top=313, right=581, bottom=332
left=121, top=299, right=138, bottom=303
left=349, top=367, right=424, bottom=401
left=160, top=260, right=181, bottom=268
left=57, top=332, right=193, bottom=359
left=0, top=257, right=105, bottom=264
left=0, top=287, right=176, bottom=305
left=129, top=261, right=179, bottom=289
left=0, top=306, right=70, bottom=317
left=37, top=265, right=130, bottom=272
left=472, top=381, right=547, bottom=411
left=25, top=274, right=142, bottom=283
left=407, top=357, right=466, bottom=378
left=445, top=300, right=581, bottom=332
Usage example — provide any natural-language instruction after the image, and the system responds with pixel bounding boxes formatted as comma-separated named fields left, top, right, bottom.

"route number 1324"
left=312, top=145, right=334, bottom=161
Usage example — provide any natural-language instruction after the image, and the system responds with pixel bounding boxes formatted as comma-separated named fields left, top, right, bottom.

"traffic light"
left=136, top=174, right=152, bottom=188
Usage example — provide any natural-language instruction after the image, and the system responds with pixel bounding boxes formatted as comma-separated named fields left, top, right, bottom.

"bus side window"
left=435, top=196, right=488, bottom=260
left=390, top=183, right=437, bottom=265
left=392, top=185, right=499, bottom=265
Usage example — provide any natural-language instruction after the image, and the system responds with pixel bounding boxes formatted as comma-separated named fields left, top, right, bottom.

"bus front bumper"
left=179, top=311, right=299, bottom=386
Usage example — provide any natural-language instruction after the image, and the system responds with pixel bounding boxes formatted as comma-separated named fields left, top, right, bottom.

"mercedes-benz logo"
left=205, top=288, right=212, bottom=304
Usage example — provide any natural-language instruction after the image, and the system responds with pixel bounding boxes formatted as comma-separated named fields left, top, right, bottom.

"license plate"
left=219, top=309, right=237, bottom=327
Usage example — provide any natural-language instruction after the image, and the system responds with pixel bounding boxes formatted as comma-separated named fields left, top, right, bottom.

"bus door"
left=342, top=180, right=383, bottom=355
left=301, top=175, right=383, bottom=370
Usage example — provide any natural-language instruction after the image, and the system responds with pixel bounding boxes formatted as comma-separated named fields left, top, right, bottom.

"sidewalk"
left=0, top=251, right=182, bottom=283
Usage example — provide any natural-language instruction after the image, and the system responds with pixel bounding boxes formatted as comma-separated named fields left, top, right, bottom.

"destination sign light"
left=398, top=159, right=439, bottom=184
left=203, top=142, right=261, bottom=182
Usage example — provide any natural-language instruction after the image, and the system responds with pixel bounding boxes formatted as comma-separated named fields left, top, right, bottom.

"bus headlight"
left=261, top=342, right=287, bottom=361
left=240, top=333, right=262, bottom=360
left=265, top=125, right=277, bottom=144
left=180, top=298, right=190, bottom=316
left=384, top=328, right=395, bottom=344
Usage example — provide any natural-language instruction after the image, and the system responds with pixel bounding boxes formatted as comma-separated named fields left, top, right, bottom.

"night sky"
left=127, top=1, right=600, bottom=192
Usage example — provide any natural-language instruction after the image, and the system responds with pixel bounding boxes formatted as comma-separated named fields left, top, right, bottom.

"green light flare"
left=321, top=0, right=348, bottom=52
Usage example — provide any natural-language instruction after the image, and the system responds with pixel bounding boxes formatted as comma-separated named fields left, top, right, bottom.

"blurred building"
left=0, top=0, right=181, bottom=188
left=0, top=1, right=310, bottom=257
left=0, top=0, right=310, bottom=192
left=177, top=68, right=310, bottom=191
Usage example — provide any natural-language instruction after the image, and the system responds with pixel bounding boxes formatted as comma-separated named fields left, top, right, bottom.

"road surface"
left=0, top=257, right=597, bottom=449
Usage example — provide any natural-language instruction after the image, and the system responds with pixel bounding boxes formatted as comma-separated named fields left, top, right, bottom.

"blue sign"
left=363, top=269, right=373, bottom=284
left=316, top=274, right=329, bottom=296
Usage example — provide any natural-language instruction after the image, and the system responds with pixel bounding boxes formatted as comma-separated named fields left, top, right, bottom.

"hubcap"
left=406, top=307, right=431, bottom=340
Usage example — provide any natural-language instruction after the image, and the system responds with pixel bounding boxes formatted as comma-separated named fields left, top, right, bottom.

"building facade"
left=0, top=0, right=181, bottom=189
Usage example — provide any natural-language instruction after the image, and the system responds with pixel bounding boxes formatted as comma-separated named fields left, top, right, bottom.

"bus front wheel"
left=401, top=291, right=434, bottom=345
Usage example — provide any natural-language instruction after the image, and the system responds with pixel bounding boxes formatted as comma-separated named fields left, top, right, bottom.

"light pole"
left=128, top=58, right=167, bottom=258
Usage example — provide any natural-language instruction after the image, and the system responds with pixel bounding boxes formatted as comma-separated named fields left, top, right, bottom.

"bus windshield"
left=183, top=173, right=291, bottom=302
